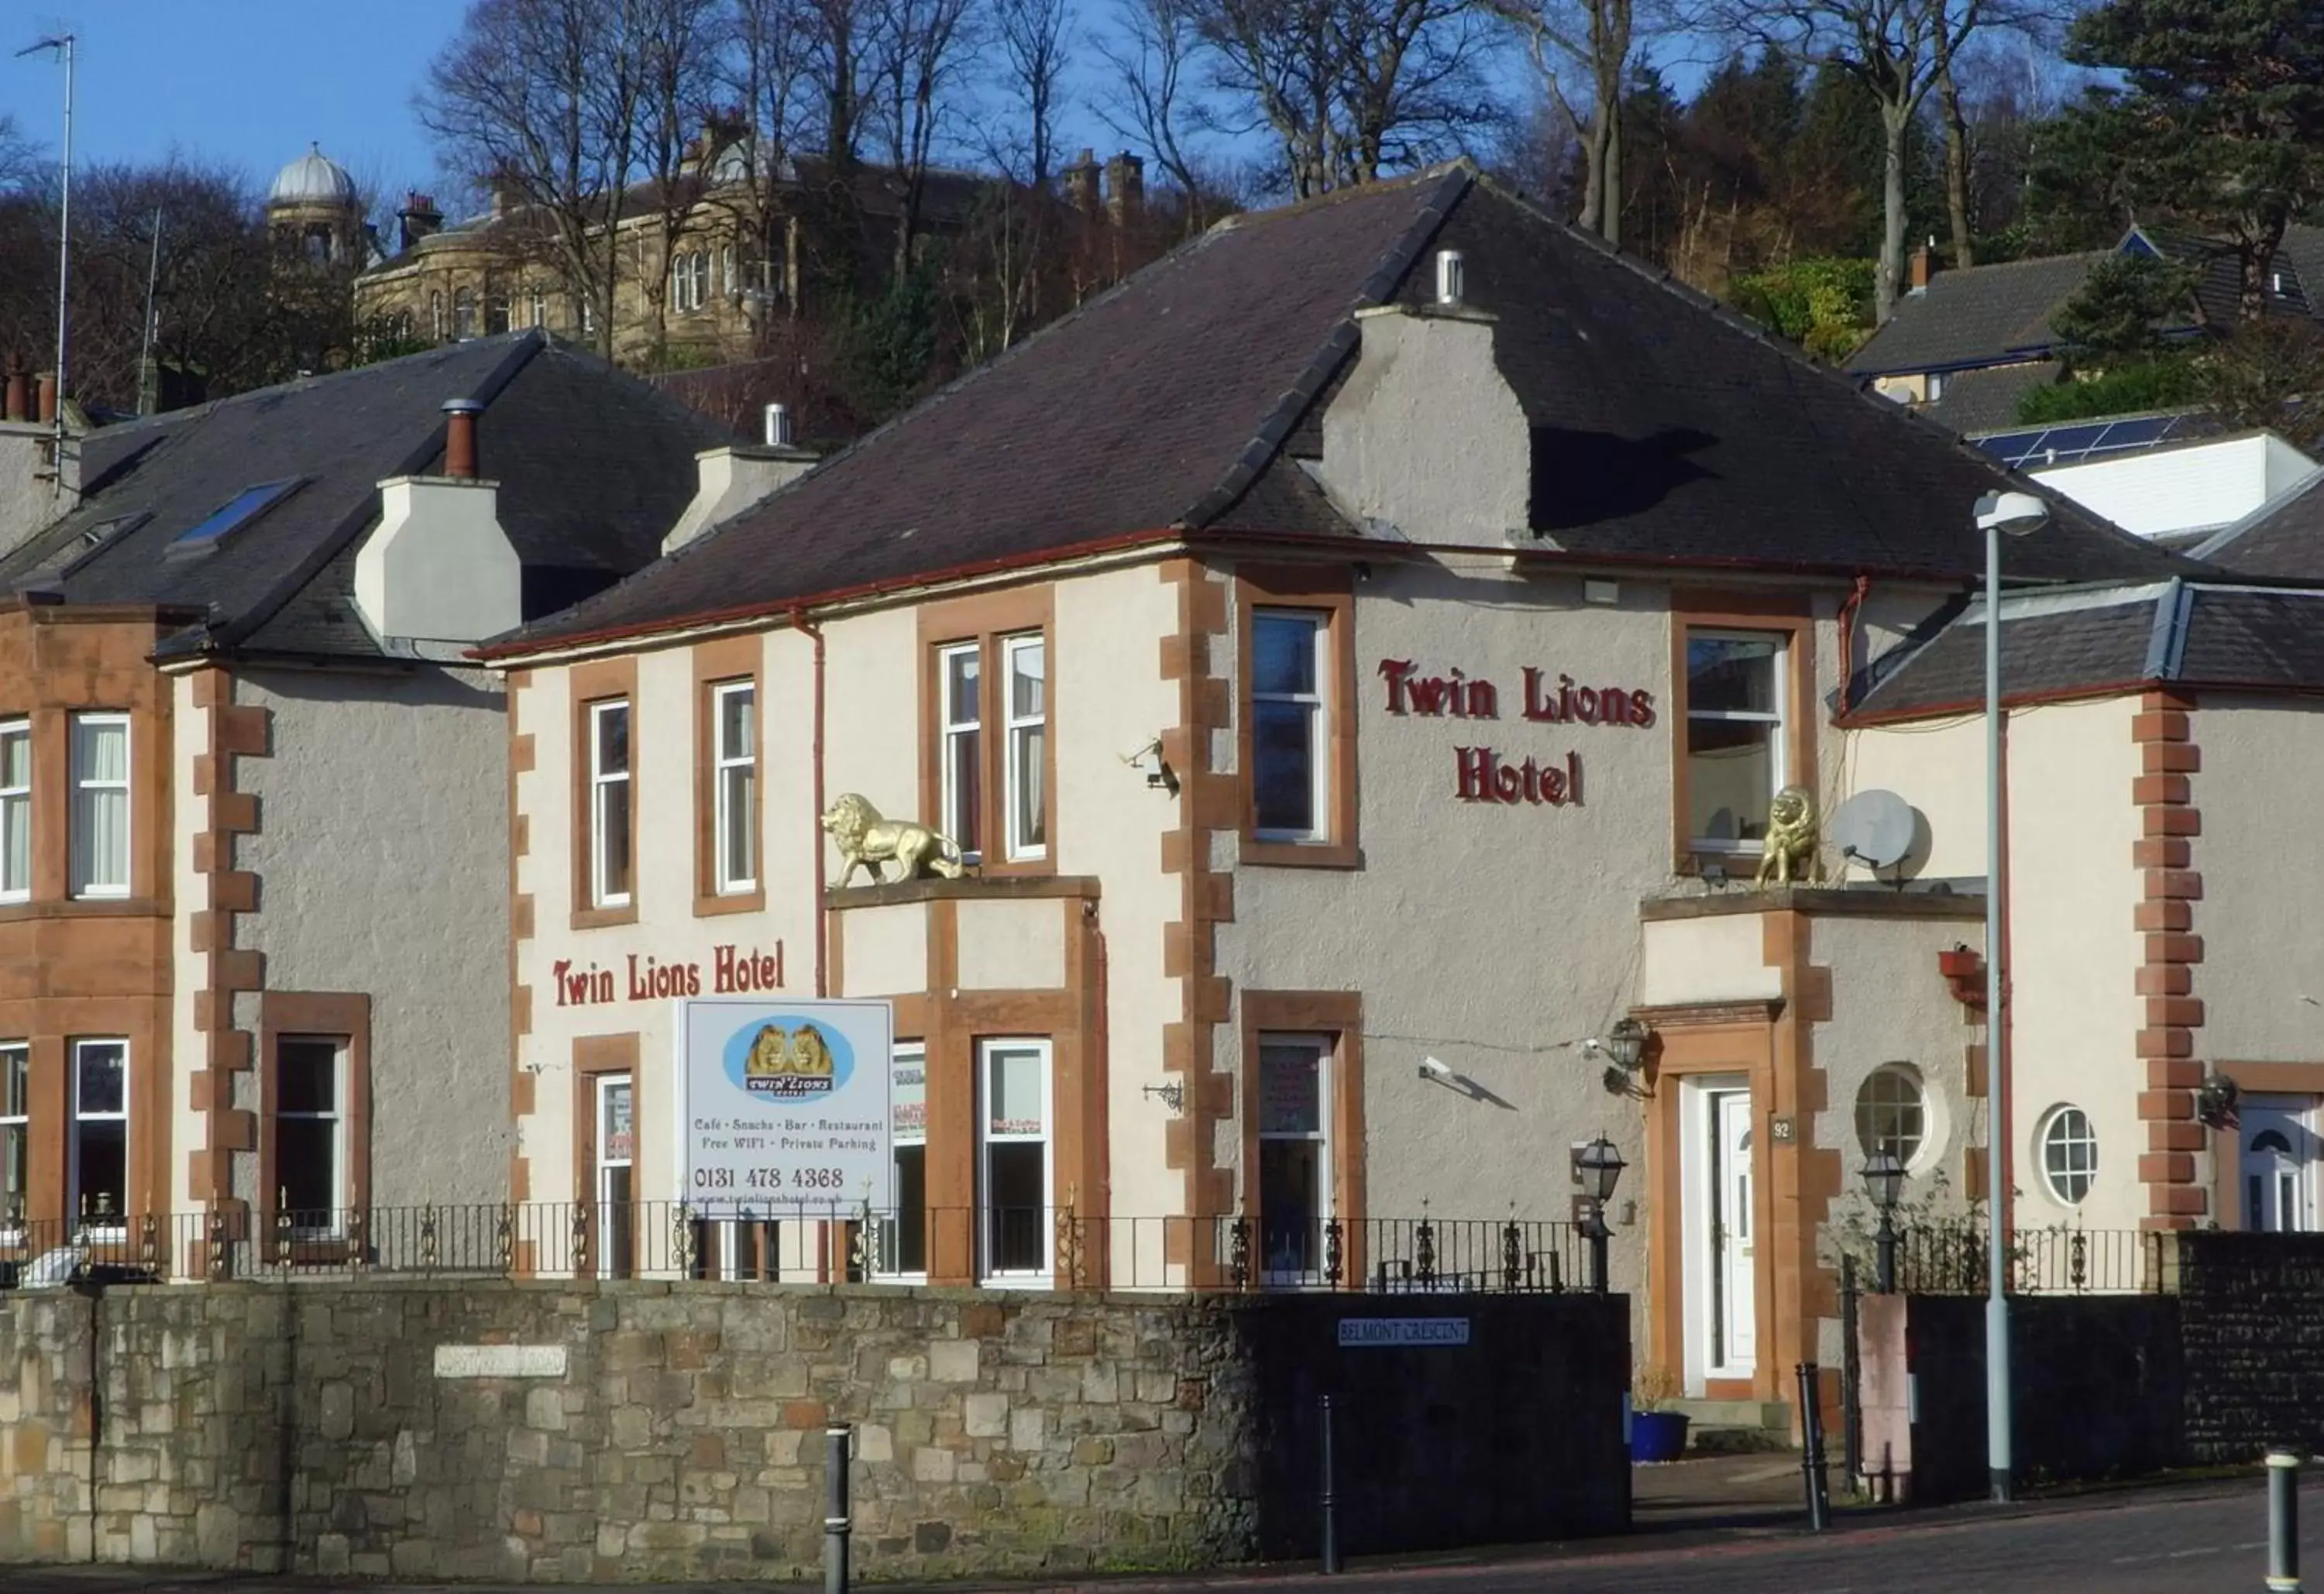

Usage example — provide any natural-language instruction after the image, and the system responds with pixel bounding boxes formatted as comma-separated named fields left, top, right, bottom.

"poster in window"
left=893, top=1054, right=926, bottom=1139
left=1260, top=1044, right=1322, bottom=1135
left=676, top=998, right=895, bottom=1215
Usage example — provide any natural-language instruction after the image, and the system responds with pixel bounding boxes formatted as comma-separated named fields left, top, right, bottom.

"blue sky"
left=0, top=2, right=468, bottom=197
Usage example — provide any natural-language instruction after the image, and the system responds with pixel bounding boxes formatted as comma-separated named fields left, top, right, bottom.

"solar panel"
left=170, top=479, right=301, bottom=552
left=1975, top=411, right=2206, bottom=471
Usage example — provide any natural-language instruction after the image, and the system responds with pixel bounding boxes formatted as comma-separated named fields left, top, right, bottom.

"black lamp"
left=1601, top=1018, right=1649, bottom=1074
left=1574, top=1137, right=1627, bottom=1293
left=1864, top=1149, right=1906, bottom=1293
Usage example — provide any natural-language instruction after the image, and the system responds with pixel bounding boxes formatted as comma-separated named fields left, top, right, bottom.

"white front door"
left=2244, top=1098, right=2318, bottom=1233
left=1710, top=1090, right=1757, bottom=1376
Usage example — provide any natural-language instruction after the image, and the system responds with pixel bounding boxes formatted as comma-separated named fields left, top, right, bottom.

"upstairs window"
left=1002, top=634, right=1047, bottom=861
left=69, top=713, right=129, bottom=898
left=1252, top=610, right=1329, bottom=842
left=452, top=287, right=476, bottom=340
left=1684, top=630, right=1787, bottom=851
left=712, top=682, right=757, bottom=894
left=589, top=700, right=633, bottom=909
left=939, top=642, right=982, bottom=863
left=170, top=479, right=301, bottom=555
left=0, top=720, right=27, bottom=902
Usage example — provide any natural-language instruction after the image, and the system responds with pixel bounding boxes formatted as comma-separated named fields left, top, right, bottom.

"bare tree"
left=713, top=0, right=816, bottom=322
left=996, top=0, right=1072, bottom=187
left=866, top=0, right=982, bottom=276
left=629, top=0, right=728, bottom=363
left=1192, top=0, right=1498, bottom=197
left=1490, top=0, right=1652, bottom=244
left=1707, top=0, right=1985, bottom=321
left=1093, top=0, right=1212, bottom=224
left=417, top=0, right=651, bottom=356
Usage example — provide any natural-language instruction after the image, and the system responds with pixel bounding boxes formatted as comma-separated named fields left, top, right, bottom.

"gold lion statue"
left=1755, top=785, right=1824, bottom=888
left=820, top=792, right=967, bottom=887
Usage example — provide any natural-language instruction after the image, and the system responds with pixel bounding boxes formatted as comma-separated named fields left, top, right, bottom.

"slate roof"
left=1930, top=362, right=2060, bottom=435
left=496, top=167, right=2191, bottom=656
left=1846, top=253, right=2106, bottom=377
left=1848, top=579, right=2324, bottom=719
left=2192, top=470, right=2324, bottom=581
left=0, top=332, right=730, bottom=661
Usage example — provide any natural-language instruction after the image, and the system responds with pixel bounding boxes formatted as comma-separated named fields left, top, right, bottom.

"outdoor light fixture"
left=1863, top=1149, right=1905, bottom=1295
left=1574, top=1137, right=1627, bottom=1295
left=1600, top=1017, right=1649, bottom=1073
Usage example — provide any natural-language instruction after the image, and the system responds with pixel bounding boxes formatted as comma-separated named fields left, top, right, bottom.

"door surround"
left=2213, top=1062, right=2324, bottom=1229
left=1643, top=1002, right=1778, bottom=1401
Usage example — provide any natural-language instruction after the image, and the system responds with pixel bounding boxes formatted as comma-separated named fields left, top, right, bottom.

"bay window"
left=978, top=1039, right=1052, bottom=1283
left=71, top=1038, right=127, bottom=1234
left=1003, top=634, right=1046, bottom=861
left=1, top=1041, right=26, bottom=1235
left=1258, top=1034, right=1332, bottom=1284
left=879, top=1043, right=928, bottom=1279
left=939, top=643, right=983, bottom=861
left=0, top=719, right=28, bottom=902
left=712, top=682, right=757, bottom=894
left=589, top=700, right=632, bottom=908
left=1251, top=610, right=1329, bottom=842
left=1683, top=630, right=1787, bottom=851
left=70, top=713, right=130, bottom=898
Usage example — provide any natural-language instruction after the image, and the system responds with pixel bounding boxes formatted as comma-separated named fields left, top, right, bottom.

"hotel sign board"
left=675, top=998, right=894, bottom=1217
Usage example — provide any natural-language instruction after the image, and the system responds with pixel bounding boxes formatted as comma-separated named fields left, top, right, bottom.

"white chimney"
left=1435, top=249, right=1466, bottom=307
left=662, top=435, right=820, bottom=554
left=353, top=472, right=520, bottom=644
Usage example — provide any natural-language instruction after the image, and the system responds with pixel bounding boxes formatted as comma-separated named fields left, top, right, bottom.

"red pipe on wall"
left=790, top=606, right=828, bottom=998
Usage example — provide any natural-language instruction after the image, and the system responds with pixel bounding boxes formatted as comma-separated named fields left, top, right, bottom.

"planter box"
left=1631, top=1410, right=1690, bottom=1463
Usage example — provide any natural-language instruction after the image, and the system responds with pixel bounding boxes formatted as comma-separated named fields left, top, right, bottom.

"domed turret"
left=269, top=144, right=357, bottom=208
left=266, top=143, right=363, bottom=269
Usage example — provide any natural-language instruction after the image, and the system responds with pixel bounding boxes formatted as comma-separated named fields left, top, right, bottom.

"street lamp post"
left=1974, top=489, right=2049, bottom=1504
left=1575, top=1137, right=1627, bottom=1295
left=1862, top=1149, right=1905, bottom=1295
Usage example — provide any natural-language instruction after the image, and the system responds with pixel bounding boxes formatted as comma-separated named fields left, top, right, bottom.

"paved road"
left=7, top=1479, right=2312, bottom=1592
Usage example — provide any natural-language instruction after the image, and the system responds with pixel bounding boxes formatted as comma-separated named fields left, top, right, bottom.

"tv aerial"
left=1827, top=788, right=1916, bottom=887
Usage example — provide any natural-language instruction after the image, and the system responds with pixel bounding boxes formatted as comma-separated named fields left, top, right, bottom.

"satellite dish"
left=1828, top=788, right=1916, bottom=874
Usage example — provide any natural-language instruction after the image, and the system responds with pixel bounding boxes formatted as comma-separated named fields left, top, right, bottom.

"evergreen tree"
left=2050, top=0, right=2324, bottom=316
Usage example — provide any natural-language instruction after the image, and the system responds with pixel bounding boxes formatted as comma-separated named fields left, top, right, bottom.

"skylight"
left=170, top=479, right=302, bottom=553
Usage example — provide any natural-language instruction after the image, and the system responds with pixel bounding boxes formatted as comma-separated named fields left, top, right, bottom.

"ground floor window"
left=880, top=1043, right=927, bottom=1278
left=596, top=1073, right=635, bottom=1278
left=1258, top=1033, right=1332, bottom=1283
left=72, top=1039, right=127, bottom=1234
left=2040, top=1104, right=2097, bottom=1207
left=979, top=1039, right=1052, bottom=1282
left=274, top=1035, right=346, bottom=1237
left=1, top=1040, right=26, bottom=1236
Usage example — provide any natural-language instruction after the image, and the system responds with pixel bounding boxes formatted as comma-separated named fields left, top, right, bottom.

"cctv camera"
left=1417, top=1056, right=1454, bottom=1083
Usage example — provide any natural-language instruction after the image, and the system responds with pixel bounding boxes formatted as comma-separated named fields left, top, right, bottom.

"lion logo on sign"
left=741, top=1023, right=837, bottom=1096
left=819, top=792, right=967, bottom=887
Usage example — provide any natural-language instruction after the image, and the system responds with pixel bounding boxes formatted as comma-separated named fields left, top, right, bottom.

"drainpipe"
left=790, top=606, right=828, bottom=998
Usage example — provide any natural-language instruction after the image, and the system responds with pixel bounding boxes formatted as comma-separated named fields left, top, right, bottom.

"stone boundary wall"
left=0, top=1282, right=1628, bottom=1580
left=2171, top=1231, right=2324, bottom=1462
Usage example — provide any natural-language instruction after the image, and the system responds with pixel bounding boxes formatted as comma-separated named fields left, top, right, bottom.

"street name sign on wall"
left=676, top=998, right=894, bottom=1216
left=1338, top=1317, right=1472, bottom=1348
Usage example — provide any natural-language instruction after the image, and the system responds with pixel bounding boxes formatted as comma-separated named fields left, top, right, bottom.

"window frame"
left=1239, top=991, right=1367, bottom=1290
left=711, top=680, right=758, bottom=895
left=588, top=698, right=634, bottom=911
left=1002, top=631, right=1047, bottom=863
left=68, top=710, right=131, bottom=900
left=1669, top=599, right=1814, bottom=875
left=595, top=1070, right=638, bottom=1280
left=1256, top=1031, right=1334, bottom=1287
left=1250, top=609, right=1330, bottom=845
left=876, top=1041, right=930, bottom=1283
left=0, top=718, right=29, bottom=903
left=272, top=1034, right=347, bottom=1240
left=977, top=1037, right=1054, bottom=1286
left=1236, top=566, right=1359, bottom=870
left=0, top=1040, right=26, bottom=1238
left=2039, top=1105, right=2099, bottom=1208
left=937, top=641, right=984, bottom=864
left=70, top=1036, right=129, bottom=1237
left=1854, top=1063, right=1927, bottom=1170
left=1682, top=628, right=1789, bottom=856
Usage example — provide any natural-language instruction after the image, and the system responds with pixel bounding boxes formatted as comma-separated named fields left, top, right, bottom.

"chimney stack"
left=3, top=368, right=25, bottom=424
left=36, top=373, right=57, bottom=425
left=442, top=398, right=483, bottom=479
left=1064, top=149, right=1100, bottom=215
left=1104, top=151, right=1144, bottom=227
left=1910, top=239, right=1934, bottom=294
left=398, top=191, right=444, bottom=252
left=764, top=403, right=793, bottom=448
